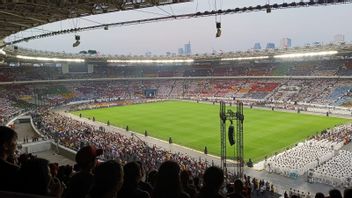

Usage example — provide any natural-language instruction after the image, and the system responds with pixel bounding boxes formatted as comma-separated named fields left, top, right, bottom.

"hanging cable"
left=132, top=8, right=169, bottom=17
left=215, top=0, right=222, bottom=38
left=80, top=17, right=104, bottom=25
left=169, top=5, right=175, bottom=16
left=195, top=0, right=199, bottom=12
left=156, top=6, right=173, bottom=16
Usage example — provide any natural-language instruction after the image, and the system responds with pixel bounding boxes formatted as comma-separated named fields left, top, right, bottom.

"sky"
left=7, top=0, right=352, bottom=55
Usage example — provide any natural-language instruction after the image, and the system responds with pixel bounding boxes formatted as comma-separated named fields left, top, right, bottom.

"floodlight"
left=73, top=35, right=80, bottom=47
left=73, top=41, right=80, bottom=47
left=216, top=28, right=222, bottom=38
left=216, top=22, right=222, bottom=38
left=16, top=55, right=85, bottom=63
left=107, top=59, right=194, bottom=64
left=274, top=51, right=338, bottom=59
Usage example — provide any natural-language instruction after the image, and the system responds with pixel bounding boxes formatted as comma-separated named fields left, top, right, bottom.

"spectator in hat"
left=0, top=126, right=19, bottom=192
left=65, top=145, right=103, bottom=198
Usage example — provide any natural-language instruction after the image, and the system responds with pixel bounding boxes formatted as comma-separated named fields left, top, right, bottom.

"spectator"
left=147, top=170, right=158, bottom=189
left=315, top=192, right=325, bottom=198
left=180, top=170, right=197, bottom=198
left=153, top=160, right=190, bottom=198
left=193, top=177, right=201, bottom=192
left=197, top=166, right=225, bottom=198
left=137, top=161, right=153, bottom=195
left=329, top=189, right=342, bottom=198
left=88, top=160, right=124, bottom=198
left=0, top=126, right=19, bottom=192
left=228, top=179, right=244, bottom=198
left=57, top=165, right=73, bottom=188
left=65, top=145, right=103, bottom=198
left=118, top=161, right=150, bottom=198
left=18, top=157, right=63, bottom=197
left=344, top=188, right=352, bottom=198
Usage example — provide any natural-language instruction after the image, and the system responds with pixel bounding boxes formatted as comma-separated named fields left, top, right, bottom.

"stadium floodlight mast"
left=16, top=55, right=85, bottom=63
left=219, top=101, right=244, bottom=179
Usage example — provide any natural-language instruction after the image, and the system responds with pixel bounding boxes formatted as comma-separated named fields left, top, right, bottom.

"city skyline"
left=6, top=0, right=352, bottom=55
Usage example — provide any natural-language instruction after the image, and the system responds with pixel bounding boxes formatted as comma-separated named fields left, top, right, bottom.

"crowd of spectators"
left=1, top=57, right=352, bottom=197
left=1, top=77, right=352, bottom=109
left=315, top=124, right=352, bottom=145
left=1, top=59, right=352, bottom=82
left=1, top=123, right=352, bottom=198
left=265, top=139, right=336, bottom=177
left=0, top=120, right=284, bottom=198
left=311, top=149, right=352, bottom=188
left=30, top=104, right=352, bottom=191
left=31, top=109, right=209, bottom=177
left=27, top=108, right=286, bottom=197
left=0, top=90, right=351, bottom=197
left=0, top=98, right=25, bottom=125
left=265, top=123, right=352, bottom=187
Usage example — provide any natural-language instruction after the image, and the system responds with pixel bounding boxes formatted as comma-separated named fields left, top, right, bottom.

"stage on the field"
left=71, top=101, right=350, bottom=162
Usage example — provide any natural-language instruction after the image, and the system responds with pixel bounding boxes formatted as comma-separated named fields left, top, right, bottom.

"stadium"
left=1, top=1, right=352, bottom=198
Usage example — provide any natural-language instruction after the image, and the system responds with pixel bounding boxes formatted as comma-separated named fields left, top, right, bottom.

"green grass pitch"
left=72, top=101, right=350, bottom=162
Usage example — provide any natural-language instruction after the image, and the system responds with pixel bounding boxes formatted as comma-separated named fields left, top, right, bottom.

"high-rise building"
left=253, top=42, right=261, bottom=50
left=266, top=42, right=275, bottom=49
left=145, top=51, right=152, bottom=57
left=178, top=48, right=184, bottom=55
left=280, top=38, right=292, bottom=48
left=334, top=34, right=345, bottom=44
left=184, top=41, right=192, bottom=55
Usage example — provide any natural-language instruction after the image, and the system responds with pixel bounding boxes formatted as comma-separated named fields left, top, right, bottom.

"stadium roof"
left=0, top=0, right=190, bottom=41
left=3, top=42, right=352, bottom=64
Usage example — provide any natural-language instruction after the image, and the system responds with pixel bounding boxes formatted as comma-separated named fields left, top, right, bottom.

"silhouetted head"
left=0, top=126, right=18, bottom=159
left=123, top=161, right=142, bottom=185
left=153, top=160, right=183, bottom=198
left=329, top=189, right=342, bottom=198
left=344, top=188, right=352, bottom=198
left=19, top=157, right=51, bottom=195
left=203, top=166, right=224, bottom=191
left=234, top=179, right=243, bottom=194
left=89, top=160, right=124, bottom=198
left=315, top=192, right=325, bottom=198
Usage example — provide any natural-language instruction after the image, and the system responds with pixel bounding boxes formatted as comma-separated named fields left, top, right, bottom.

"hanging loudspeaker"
left=228, top=125, right=235, bottom=146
